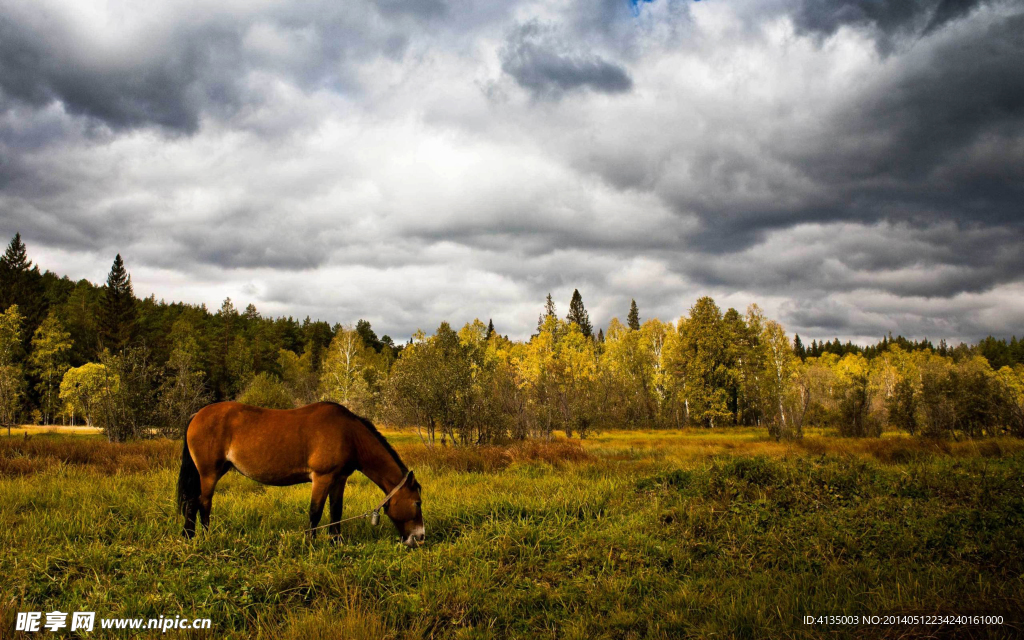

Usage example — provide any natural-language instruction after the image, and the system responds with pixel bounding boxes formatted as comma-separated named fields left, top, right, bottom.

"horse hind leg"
left=198, top=463, right=231, bottom=532
left=183, top=501, right=199, bottom=539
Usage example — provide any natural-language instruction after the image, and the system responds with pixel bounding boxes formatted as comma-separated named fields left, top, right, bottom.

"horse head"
left=383, top=471, right=424, bottom=547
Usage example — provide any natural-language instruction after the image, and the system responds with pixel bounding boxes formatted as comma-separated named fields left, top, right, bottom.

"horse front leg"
left=307, top=474, right=332, bottom=541
left=327, top=476, right=349, bottom=544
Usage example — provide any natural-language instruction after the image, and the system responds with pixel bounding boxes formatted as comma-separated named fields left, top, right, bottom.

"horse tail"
left=176, top=416, right=201, bottom=516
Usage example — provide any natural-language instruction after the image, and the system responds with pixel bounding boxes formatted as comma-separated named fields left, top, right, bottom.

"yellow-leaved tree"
left=320, top=326, right=372, bottom=415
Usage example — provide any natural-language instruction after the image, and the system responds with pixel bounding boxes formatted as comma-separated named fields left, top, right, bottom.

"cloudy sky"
left=1, top=0, right=1022, bottom=343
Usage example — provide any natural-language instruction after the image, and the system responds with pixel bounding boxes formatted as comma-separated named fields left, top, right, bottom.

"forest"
left=2, top=232, right=1023, bottom=443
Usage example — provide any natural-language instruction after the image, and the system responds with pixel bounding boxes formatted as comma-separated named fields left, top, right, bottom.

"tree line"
left=1, top=232, right=1022, bottom=442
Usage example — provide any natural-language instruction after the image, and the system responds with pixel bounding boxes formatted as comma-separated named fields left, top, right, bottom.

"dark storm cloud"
left=792, top=0, right=991, bottom=42
left=0, top=16, right=241, bottom=133
left=0, top=2, right=445, bottom=134
left=373, top=0, right=449, bottom=20
left=500, top=23, right=634, bottom=98
left=652, top=7, right=1024, bottom=258
left=682, top=222, right=1024, bottom=299
left=797, top=12, right=1024, bottom=203
left=1, top=0, right=1023, bottom=341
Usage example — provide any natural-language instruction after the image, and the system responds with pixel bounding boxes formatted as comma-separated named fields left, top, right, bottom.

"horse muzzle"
left=403, top=526, right=426, bottom=547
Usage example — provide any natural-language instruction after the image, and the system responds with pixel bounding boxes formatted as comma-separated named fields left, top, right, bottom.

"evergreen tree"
left=356, top=319, right=383, bottom=352
left=99, top=254, right=136, bottom=352
left=301, top=317, right=334, bottom=373
left=566, top=289, right=593, bottom=338
left=597, top=327, right=604, bottom=343
left=538, top=293, right=557, bottom=332
left=212, top=298, right=239, bottom=398
left=663, top=296, right=731, bottom=428
left=0, top=233, right=46, bottom=344
left=0, top=233, right=32, bottom=309
left=487, top=318, right=495, bottom=338
left=627, top=299, right=640, bottom=331
left=793, top=334, right=806, bottom=360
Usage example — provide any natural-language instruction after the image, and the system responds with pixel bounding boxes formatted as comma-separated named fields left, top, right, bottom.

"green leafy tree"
left=227, top=335, right=255, bottom=395
left=99, top=254, right=136, bottom=352
left=158, top=319, right=210, bottom=436
left=29, top=312, right=73, bottom=424
left=279, top=348, right=319, bottom=405
left=55, top=280, right=101, bottom=364
left=724, top=306, right=760, bottom=426
left=949, top=356, right=999, bottom=437
left=566, top=289, right=593, bottom=338
left=919, top=354, right=955, bottom=437
left=0, top=305, right=26, bottom=434
left=96, top=345, right=160, bottom=442
left=887, top=377, right=918, bottom=434
left=996, top=365, right=1024, bottom=437
left=60, top=362, right=112, bottom=426
left=663, top=297, right=731, bottom=428
left=238, top=372, right=294, bottom=409
left=761, top=319, right=798, bottom=439
left=384, top=322, right=473, bottom=445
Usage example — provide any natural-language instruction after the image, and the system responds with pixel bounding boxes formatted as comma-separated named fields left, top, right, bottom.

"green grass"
left=1, top=431, right=1023, bottom=639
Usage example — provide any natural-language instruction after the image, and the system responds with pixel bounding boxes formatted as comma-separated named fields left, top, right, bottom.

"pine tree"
left=627, top=299, right=640, bottom=331
left=597, top=327, right=605, bottom=343
left=566, top=289, right=593, bottom=338
left=793, top=334, right=805, bottom=360
left=0, top=233, right=46, bottom=342
left=0, top=233, right=31, bottom=311
left=487, top=319, right=495, bottom=338
left=99, top=254, right=136, bottom=352
left=538, top=293, right=557, bottom=332
left=356, top=319, right=383, bottom=352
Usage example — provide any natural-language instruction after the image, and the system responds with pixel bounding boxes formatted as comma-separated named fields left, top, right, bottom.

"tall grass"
left=1, top=430, right=1022, bottom=638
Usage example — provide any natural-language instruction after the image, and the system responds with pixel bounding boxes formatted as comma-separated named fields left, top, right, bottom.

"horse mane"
left=324, top=402, right=408, bottom=474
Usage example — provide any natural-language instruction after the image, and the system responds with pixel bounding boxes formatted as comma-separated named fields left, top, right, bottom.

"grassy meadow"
left=1, top=428, right=1023, bottom=639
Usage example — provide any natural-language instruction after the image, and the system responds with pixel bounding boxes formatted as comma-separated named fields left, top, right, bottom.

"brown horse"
left=176, top=401, right=424, bottom=546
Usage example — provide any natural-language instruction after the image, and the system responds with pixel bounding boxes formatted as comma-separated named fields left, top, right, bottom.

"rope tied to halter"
left=305, top=470, right=412, bottom=534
